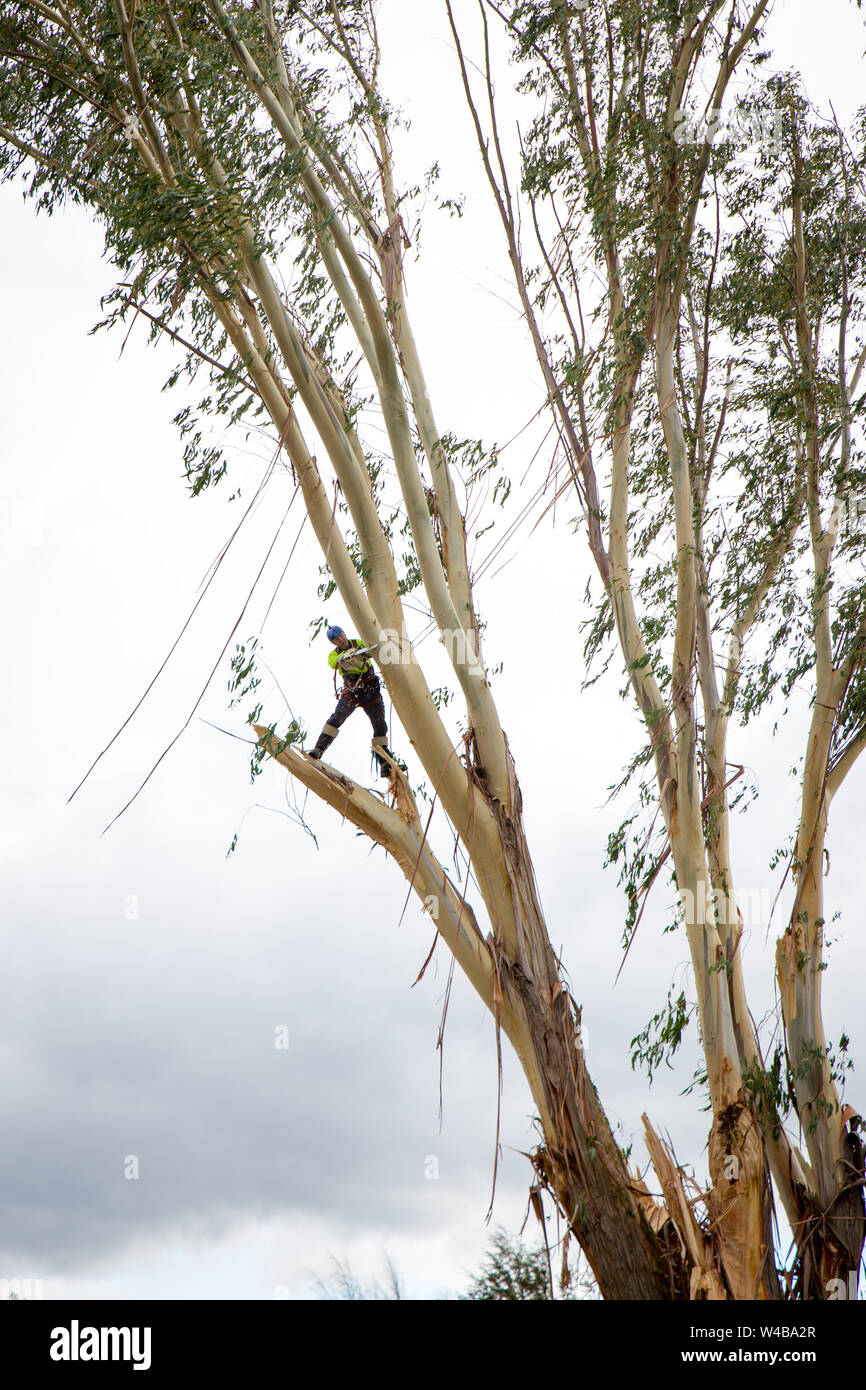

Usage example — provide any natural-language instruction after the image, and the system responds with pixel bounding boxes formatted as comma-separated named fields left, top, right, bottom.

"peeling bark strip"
left=643, top=1116, right=726, bottom=1301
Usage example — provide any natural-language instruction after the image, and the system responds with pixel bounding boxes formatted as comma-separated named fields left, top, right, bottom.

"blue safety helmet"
left=326, top=625, right=345, bottom=642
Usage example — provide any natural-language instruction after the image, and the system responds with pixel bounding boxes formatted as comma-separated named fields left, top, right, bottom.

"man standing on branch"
left=306, top=626, right=401, bottom=778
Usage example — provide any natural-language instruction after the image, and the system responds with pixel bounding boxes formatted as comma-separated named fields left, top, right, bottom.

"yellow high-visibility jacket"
left=329, top=640, right=375, bottom=684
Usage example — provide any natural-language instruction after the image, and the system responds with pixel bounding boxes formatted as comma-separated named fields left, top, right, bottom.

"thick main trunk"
left=506, top=963, right=684, bottom=1299
left=479, top=750, right=682, bottom=1299
left=707, top=1096, right=781, bottom=1300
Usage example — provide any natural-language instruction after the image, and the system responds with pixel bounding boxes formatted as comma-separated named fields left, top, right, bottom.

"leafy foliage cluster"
left=490, top=4, right=866, bottom=1101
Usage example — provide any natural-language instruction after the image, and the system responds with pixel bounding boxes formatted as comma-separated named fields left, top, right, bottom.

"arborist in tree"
left=306, top=625, right=402, bottom=777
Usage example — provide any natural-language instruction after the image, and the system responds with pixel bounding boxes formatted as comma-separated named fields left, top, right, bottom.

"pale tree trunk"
left=771, top=159, right=866, bottom=1293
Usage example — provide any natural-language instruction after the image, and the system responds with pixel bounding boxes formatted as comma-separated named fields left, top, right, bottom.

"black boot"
left=307, top=723, right=338, bottom=761
left=372, top=735, right=391, bottom=777
left=374, top=743, right=405, bottom=776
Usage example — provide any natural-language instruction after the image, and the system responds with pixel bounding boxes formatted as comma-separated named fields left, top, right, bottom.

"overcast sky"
left=1, top=0, right=865, bottom=1300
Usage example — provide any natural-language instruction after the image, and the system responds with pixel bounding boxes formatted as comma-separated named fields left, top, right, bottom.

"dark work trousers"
left=314, top=678, right=390, bottom=769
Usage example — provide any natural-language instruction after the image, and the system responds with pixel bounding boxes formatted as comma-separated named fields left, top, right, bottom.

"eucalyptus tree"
left=1, top=0, right=862, bottom=1302
left=0, top=0, right=676, bottom=1301
left=447, top=0, right=866, bottom=1298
